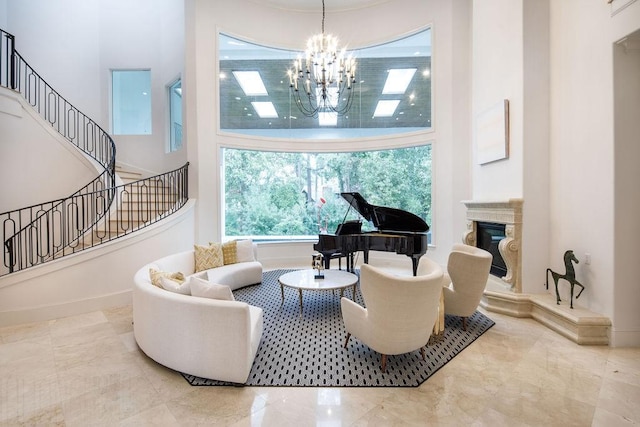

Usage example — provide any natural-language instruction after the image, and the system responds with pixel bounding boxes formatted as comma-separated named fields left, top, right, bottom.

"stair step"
left=118, top=171, right=143, bottom=179
left=119, top=185, right=178, bottom=194
left=117, top=193, right=179, bottom=202
left=117, top=204, right=175, bottom=212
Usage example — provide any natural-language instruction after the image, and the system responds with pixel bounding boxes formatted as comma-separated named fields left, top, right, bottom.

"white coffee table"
left=278, top=269, right=358, bottom=317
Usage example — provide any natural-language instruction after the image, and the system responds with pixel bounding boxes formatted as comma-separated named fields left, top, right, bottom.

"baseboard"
left=0, top=290, right=132, bottom=327
left=609, top=329, right=640, bottom=347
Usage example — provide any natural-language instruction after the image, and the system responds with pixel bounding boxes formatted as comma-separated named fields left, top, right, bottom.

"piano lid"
left=340, top=192, right=430, bottom=233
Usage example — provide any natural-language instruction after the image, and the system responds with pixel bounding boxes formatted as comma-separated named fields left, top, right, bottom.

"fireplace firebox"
left=476, top=222, right=508, bottom=277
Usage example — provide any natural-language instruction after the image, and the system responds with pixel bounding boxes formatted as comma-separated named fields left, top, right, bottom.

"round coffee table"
left=278, top=269, right=358, bottom=317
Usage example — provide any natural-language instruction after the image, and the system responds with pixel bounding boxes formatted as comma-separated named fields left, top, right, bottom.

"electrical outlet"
left=585, top=253, right=591, bottom=265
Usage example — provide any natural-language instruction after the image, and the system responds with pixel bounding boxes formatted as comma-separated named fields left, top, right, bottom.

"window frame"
left=167, top=77, right=183, bottom=152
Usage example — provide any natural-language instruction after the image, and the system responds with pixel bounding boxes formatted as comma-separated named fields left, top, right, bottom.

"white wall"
left=472, top=0, right=524, bottom=200
left=184, top=0, right=473, bottom=267
left=5, top=0, right=102, bottom=120
left=521, top=0, right=550, bottom=305
left=4, top=0, right=186, bottom=175
left=472, top=0, right=550, bottom=297
left=550, top=0, right=640, bottom=346
left=0, top=89, right=98, bottom=212
left=613, top=29, right=640, bottom=346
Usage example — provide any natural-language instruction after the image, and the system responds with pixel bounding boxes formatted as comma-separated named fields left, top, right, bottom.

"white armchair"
left=442, top=244, right=493, bottom=330
left=341, top=263, right=444, bottom=373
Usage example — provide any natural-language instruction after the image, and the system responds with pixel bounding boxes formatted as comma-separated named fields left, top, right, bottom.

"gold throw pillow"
left=194, top=243, right=224, bottom=272
left=149, top=268, right=185, bottom=288
left=222, top=240, right=238, bottom=265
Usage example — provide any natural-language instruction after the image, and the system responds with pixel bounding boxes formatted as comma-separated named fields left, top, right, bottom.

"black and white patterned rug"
left=181, top=269, right=495, bottom=387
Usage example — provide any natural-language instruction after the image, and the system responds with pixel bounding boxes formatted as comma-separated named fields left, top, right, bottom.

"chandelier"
left=287, top=0, right=357, bottom=118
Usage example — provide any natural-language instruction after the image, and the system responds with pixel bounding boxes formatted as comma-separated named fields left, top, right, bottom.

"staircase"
left=91, top=165, right=182, bottom=240
left=0, top=28, right=189, bottom=278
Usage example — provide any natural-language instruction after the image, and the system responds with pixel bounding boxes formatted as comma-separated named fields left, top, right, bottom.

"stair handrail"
left=1, top=163, right=190, bottom=277
left=1, top=27, right=118, bottom=275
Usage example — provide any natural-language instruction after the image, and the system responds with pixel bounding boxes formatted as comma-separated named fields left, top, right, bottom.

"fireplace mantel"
left=462, top=199, right=523, bottom=292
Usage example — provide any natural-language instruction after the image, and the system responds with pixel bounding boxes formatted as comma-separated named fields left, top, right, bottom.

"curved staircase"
left=1, top=28, right=189, bottom=278
left=0, top=28, right=193, bottom=326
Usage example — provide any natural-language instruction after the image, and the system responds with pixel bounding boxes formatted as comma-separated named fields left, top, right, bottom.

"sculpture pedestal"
left=480, top=283, right=611, bottom=345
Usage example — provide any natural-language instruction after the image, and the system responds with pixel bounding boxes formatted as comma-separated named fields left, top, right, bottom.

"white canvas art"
left=476, top=99, right=509, bottom=165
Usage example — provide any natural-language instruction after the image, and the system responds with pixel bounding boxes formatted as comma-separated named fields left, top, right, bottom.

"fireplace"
left=476, top=222, right=508, bottom=277
left=462, top=199, right=523, bottom=292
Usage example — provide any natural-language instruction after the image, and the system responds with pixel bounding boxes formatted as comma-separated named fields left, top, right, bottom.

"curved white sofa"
left=133, top=246, right=263, bottom=383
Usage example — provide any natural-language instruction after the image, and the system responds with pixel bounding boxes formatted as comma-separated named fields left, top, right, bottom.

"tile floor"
left=1, top=302, right=639, bottom=426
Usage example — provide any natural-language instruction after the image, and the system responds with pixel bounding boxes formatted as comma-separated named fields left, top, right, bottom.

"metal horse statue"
left=545, top=250, right=585, bottom=309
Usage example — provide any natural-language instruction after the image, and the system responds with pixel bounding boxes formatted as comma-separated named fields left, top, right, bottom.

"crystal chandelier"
left=287, top=0, right=357, bottom=118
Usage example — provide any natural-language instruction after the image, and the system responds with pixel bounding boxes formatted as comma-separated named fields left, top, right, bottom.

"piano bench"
left=313, top=252, right=345, bottom=270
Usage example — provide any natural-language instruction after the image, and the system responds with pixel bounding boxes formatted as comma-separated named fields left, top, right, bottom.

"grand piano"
left=313, top=192, right=430, bottom=276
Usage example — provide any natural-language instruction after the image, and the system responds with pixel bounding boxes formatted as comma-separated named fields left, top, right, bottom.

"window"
left=111, top=70, right=151, bottom=135
left=168, top=79, right=182, bottom=151
left=222, top=145, right=432, bottom=242
left=218, top=28, right=432, bottom=139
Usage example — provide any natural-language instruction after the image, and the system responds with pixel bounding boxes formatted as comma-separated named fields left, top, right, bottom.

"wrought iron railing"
left=1, top=28, right=115, bottom=176
left=1, top=164, right=189, bottom=277
left=0, top=28, right=189, bottom=277
left=1, top=28, right=15, bottom=89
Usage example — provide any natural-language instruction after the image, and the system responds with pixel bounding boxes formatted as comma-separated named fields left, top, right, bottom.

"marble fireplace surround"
left=462, top=199, right=523, bottom=292
left=461, top=199, right=611, bottom=345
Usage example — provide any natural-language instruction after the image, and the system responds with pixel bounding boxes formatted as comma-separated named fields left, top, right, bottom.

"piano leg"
left=349, top=252, right=360, bottom=273
left=323, top=254, right=332, bottom=270
left=347, top=252, right=355, bottom=272
left=411, top=255, right=419, bottom=276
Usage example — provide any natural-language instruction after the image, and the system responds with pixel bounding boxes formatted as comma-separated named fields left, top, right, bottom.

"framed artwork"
left=476, top=99, right=510, bottom=165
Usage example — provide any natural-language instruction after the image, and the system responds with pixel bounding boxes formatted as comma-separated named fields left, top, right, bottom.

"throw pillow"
left=194, top=243, right=224, bottom=272
left=221, top=240, right=238, bottom=265
left=235, top=239, right=255, bottom=262
left=159, top=276, right=191, bottom=295
left=149, top=268, right=185, bottom=288
left=189, top=277, right=235, bottom=301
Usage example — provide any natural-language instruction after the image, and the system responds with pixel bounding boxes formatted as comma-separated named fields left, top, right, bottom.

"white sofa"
left=132, top=246, right=263, bottom=383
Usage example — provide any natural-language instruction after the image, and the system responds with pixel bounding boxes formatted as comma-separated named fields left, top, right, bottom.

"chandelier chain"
left=321, top=0, right=325, bottom=34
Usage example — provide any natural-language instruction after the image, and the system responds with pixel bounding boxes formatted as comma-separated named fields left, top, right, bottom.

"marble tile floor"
left=0, top=304, right=639, bottom=426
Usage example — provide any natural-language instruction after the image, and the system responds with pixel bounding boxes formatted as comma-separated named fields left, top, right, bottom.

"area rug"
left=181, top=269, right=495, bottom=387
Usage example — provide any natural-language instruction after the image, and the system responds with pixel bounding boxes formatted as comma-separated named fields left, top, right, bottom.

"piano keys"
left=313, top=192, right=430, bottom=276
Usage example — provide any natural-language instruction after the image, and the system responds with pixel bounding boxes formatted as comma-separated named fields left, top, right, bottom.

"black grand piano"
left=313, top=192, right=430, bottom=276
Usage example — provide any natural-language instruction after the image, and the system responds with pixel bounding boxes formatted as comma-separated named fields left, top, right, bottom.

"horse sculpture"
left=545, top=250, right=585, bottom=309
